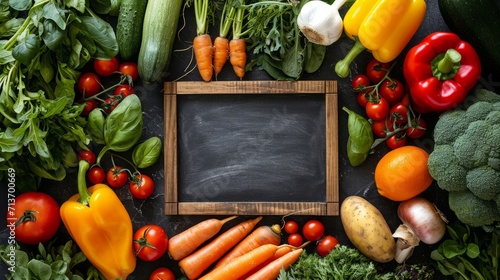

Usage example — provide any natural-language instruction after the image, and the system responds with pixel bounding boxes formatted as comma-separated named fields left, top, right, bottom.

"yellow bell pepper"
left=60, top=160, right=136, bottom=280
left=335, top=0, right=426, bottom=77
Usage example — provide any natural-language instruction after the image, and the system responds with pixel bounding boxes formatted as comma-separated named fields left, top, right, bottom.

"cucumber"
left=116, top=0, right=147, bottom=61
left=137, top=0, right=183, bottom=83
left=438, top=0, right=500, bottom=75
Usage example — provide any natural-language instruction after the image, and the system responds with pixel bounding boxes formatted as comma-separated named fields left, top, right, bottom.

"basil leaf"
left=132, top=136, right=162, bottom=168
left=86, top=108, right=105, bottom=144
left=343, top=107, right=373, bottom=167
left=12, top=33, right=40, bottom=65
left=104, top=94, right=143, bottom=152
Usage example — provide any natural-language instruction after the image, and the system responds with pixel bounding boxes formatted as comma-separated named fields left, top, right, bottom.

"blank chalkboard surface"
left=164, top=81, right=338, bottom=216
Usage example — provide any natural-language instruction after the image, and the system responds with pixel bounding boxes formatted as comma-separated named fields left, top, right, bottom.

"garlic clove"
left=392, top=224, right=421, bottom=263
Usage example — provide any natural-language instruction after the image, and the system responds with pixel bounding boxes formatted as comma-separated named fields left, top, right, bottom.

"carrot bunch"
left=229, top=3, right=247, bottom=80
left=193, top=0, right=213, bottom=82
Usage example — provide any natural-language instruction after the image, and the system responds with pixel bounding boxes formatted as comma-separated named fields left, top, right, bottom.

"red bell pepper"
left=403, top=32, right=481, bottom=113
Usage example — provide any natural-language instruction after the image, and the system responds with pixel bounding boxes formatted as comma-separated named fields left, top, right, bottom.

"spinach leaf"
left=8, top=0, right=32, bottom=11
left=343, top=106, right=373, bottom=167
left=42, top=19, right=65, bottom=50
left=12, top=34, right=40, bottom=65
left=73, top=16, right=118, bottom=59
left=89, top=0, right=112, bottom=15
left=304, top=43, right=326, bottom=73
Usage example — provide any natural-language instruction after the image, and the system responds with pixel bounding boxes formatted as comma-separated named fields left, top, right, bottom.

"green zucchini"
left=116, top=0, right=147, bottom=61
left=138, top=0, right=183, bottom=83
left=438, top=0, right=500, bottom=75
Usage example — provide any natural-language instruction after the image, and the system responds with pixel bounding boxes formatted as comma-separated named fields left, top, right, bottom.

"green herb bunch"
left=0, top=0, right=118, bottom=192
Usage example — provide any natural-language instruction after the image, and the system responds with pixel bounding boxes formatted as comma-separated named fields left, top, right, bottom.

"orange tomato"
left=374, top=146, right=433, bottom=201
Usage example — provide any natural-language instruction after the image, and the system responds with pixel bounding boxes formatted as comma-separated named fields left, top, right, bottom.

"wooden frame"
left=164, top=80, right=338, bottom=216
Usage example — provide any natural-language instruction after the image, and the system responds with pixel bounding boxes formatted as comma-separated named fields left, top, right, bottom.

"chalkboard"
left=164, top=81, right=338, bottom=216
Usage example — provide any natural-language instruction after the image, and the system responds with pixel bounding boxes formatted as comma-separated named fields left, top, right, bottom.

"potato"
left=340, top=196, right=395, bottom=263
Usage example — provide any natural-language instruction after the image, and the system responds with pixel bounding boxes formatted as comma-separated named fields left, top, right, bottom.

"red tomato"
left=371, top=118, right=393, bottom=138
left=366, top=59, right=390, bottom=83
left=365, top=98, right=389, bottom=121
left=401, top=93, right=411, bottom=107
left=284, top=220, right=299, bottom=235
left=389, top=103, right=409, bottom=125
left=317, top=235, right=339, bottom=257
left=380, top=79, right=405, bottom=105
left=302, top=220, right=325, bottom=242
left=406, top=117, right=427, bottom=139
left=88, top=166, right=105, bottom=184
left=129, top=174, right=155, bottom=199
left=114, top=85, right=135, bottom=99
left=287, top=233, right=303, bottom=247
left=351, top=74, right=371, bottom=94
left=357, top=92, right=369, bottom=108
left=119, top=62, right=139, bottom=81
left=78, top=150, right=96, bottom=166
left=94, top=57, right=119, bottom=77
left=150, top=267, right=175, bottom=280
left=102, top=96, right=119, bottom=114
left=80, top=99, right=98, bottom=116
left=78, top=73, right=102, bottom=97
left=12, top=192, right=60, bottom=245
left=386, top=133, right=406, bottom=149
left=106, top=166, right=128, bottom=188
left=133, top=224, right=169, bottom=262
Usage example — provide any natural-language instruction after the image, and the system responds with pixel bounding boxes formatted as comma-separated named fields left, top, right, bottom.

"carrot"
left=178, top=216, right=263, bottom=280
left=213, top=1, right=235, bottom=77
left=198, top=244, right=282, bottom=280
left=245, top=248, right=304, bottom=280
left=193, top=0, right=213, bottom=81
left=167, top=216, right=237, bottom=261
left=237, top=245, right=293, bottom=280
left=229, top=5, right=247, bottom=80
left=215, top=224, right=281, bottom=267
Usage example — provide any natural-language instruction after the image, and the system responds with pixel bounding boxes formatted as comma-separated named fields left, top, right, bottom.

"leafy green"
left=343, top=106, right=374, bottom=167
left=132, top=136, right=162, bottom=169
left=0, top=240, right=105, bottom=280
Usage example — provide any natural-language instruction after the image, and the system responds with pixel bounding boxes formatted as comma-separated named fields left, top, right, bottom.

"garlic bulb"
left=297, top=0, right=347, bottom=46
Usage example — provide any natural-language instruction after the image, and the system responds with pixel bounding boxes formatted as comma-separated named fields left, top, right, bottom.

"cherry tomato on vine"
left=302, top=220, right=325, bottom=242
left=114, top=85, right=135, bottom=98
left=406, top=117, right=427, bottom=139
left=357, top=92, right=369, bottom=108
left=80, top=99, right=98, bottom=116
left=371, top=119, right=393, bottom=138
left=317, top=235, right=339, bottom=257
left=129, top=174, right=155, bottom=199
left=13, top=192, right=60, bottom=245
left=389, top=103, right=409, bottom=125
left=78, top=150, right=96, bottom=166
left=284, top=220, right=299, bottom=235
left=78, top=72, right=102, bottom=97
left=386, top=133, right=406, bottom=149
left=88, top=166, right=105, bottom=184
left=94, top=57, right=119, bottom=77
left=106, top=166, right=128, bottom=188
left=149, top=267, right=175, bottom=280
left=102, top=96, right=119, bottom=114
left=133, top=224, right=169, bottom=262
left=351, top=74, right=371, bottom=94
left=366, top=98, right=390, bottom=121
left=287, top=233, right=303, bottom=247
left=119, top=62, right=139, bottom=81
left=366, top=59, right=390, bottom=83
left=380, top=79, right=405, bottom=105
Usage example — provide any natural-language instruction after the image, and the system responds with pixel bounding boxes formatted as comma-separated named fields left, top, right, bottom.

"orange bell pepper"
left=335, top=0, right=426, bottom=78
left=60, top=160, right=136, bottom=280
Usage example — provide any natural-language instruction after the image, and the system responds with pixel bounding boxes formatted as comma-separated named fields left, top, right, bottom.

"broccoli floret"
left=428, top=144, right=467, bottom=192
left=429, top=89, right=500, bottom=228
left=448, top=191, right=500, bottom=227
left=466, top=166, right=500, bottom=200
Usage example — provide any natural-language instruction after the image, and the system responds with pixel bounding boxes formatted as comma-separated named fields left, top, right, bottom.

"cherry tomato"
left=129, top=174, right=155, bottom=199
left=351, top=74, right=371, bottom=94
left=93, top=57, right=119, bottom=77
left=380, top=79, right=405, bottom=105
left=317, top=235, right=339, bottom=257
left=365, top=98, right=390, bottom=121
left=80, top=99, right=98, bottom=116
left=401, top=93, right=411, bottom=107
left=371, top=118, right=393, bottom=138
left=406, top=117, right=427, bottom=139
left=119, top=62, right=139, bottom=81
left=284, top=220, right=299, bottom=235
left=106, top=166, right=128, bottom=188
left=357, top=92, right=369, bottom=108
left=133, top=224, right=169, bottom=262
left=114, top=85, right=135, bottom=99
left=88, top=166, right=105, bottom=184
left=78, top=72, right=102, bottom=97
left=102, top=96, right=119, bottom=114
left=366, top=59, right=390, bottom=83
left=386, top=133, right=406, bottom=149
left=287, top=233, right=303, bottom=247
left=389, top=103, right=409, bottom=125
left=78, top=150, right=96, bottom=166
left=150, top=267, right=175, bottom=280
left=12, top=192, right=60, bottom=245
left=302, top=220, right=325, bottom=242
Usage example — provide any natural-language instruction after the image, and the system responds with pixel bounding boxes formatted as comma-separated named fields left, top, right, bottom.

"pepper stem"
left=432, top=49, right=462, bottom=81
left=76, top=160, right=92, bottom=205
left=335, top=37, right=366, bottom=78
